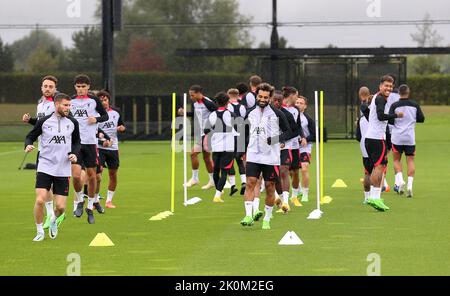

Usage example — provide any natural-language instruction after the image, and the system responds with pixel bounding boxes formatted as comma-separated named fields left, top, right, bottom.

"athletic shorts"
left=213, top=152, right=234, bottom=170
left=363, top=157, right=374, bottom=175
left=280, top=149, right=293, bottom=166
left=289, top=149, right=300, bottom=170
left=35, top=172, right=70, bottom=196
left=99, top=149, right=120, bottom=169
left=75, top=144, right=98, bottom=168
left=246, top=162, right=279, bottom=182
left=300, top=152, right=311, bottom=164
left=392, top=144, right=415, bottom=156
left=365, top=138, right=388, bottom=167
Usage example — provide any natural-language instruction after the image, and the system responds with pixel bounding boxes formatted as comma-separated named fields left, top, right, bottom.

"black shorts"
left=300, top=152, right=311, bottom=164
left=365, top=138, right=388, bottom=167
left=392, top=144, right=416, bottom=156
left=246, top=162, right=279, bottom=182
left=75, top=144, right=98, bottom=168
left=36, top=172, right=70, bottom=196
left=99, top=149, right=120, bottom=169
left=289, top=149, right=300, bottom=170
left=280, top=149, right=293, bottom=166
left=213, top=152, right=235, bottom=170
left=363, top=157, right=374, bottom=175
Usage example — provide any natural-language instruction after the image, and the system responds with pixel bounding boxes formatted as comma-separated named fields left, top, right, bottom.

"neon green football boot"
left=262, top=220, right=271, bottom=230
left=240, top=216, right=254, bottom=226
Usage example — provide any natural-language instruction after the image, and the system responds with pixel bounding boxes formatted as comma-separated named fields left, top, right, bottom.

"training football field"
left=0, top=106, right=449, bottom=276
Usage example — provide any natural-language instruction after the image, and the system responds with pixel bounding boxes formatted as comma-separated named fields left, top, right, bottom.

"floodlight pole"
left=270, top=0, right=279, bottom=87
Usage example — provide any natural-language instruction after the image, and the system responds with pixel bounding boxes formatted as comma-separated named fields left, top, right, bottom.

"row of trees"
left=0, top=5, right=448, bottom=74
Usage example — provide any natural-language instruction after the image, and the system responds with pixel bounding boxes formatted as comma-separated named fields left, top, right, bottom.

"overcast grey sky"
left=1, top=0, right=450, bottom=48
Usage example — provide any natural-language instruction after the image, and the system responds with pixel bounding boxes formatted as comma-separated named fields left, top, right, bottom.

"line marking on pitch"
left=149, top=210, right=174, bottom=221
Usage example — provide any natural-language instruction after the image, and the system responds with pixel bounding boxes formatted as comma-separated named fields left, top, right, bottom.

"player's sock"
left=253, top=197, right=260, bottom=214
left=45, top=201, right=54, bottom=216
left=263, top=205, right=273, bottom=222
left=106, top=190, right=115, bottom=202
left=240, top=174, right=246, bottom=185
left=192, top=169, right=199, bottom=181
left=407, top=176, right=414, bottom=190
left=50, top=213, right=57, bottom=224
left=298, top=185, right=303, bottom=195
left=73, top=201, right=78, bottom=211
left=94, top=194, right=100, bottom=203
left=214, top=190, right=222, bottom=198
left=36, top=223, right=44, bottom=234
left=87, top=197, right=95, bottom=210
left=229, top=175, right=236, bottom=187
left=291, top=187, right=298, bottom=198
left=371, top=187, right=382, bottom=200
left=395, top=172, right=404, bottom=185
left=208, top=173, right=214, bottom=183
left=302, top=188, right=309, bottom=200
left=244, top=201, right=253, bottom=217
left=282, top=191, right=289, bottom=204
left=383, top=178, right=389, bottom=188
left=364, top=191, right=370, bottom=202
left=76, top=191, right=84, bottom=202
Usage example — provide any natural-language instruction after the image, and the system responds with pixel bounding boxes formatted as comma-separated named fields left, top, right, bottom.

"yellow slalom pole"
left=320, top=91, right=324, bottom=202
left=171, top=93, right=176, bottom=213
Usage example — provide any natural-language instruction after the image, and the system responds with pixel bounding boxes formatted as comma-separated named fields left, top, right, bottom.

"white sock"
left=245, top=201, right=253, bottom=217
left=240, top=174, right=246, bottom=184
left=396, top=172, right=404, bottom=185
left=87, top=197, right=94, bottom=210
left=229, top=175, right=236, bottom=186
left=253, top=197, right=260, bottom=214
left=106, top=190, right=115, bottom=202
left=364, top=191, right=370, bottom=202
left=303, top=188, right=309, bottom=199
left=45, top=201, right=54, bottom=217
left=215, top=190, right=222, bottom=198
left=94, top=194, right=99, bottom=203
left=292, top=187, right=298, bottom=198
left=50, top=213, right=57, bottom=223
left=383, top=178, right=389, bottom=188
left=192, top=169, right=199, bottom=180
left=275, top=191, right=279, bottom=199
left=73, top=201, right=78, bottom=211
left=298, top=184, right=303, bottom=194
left=263, top=205, right=273, bottom=221
left=407, top=176, right=413, bottom=190
left=209, top=173, right=214, bottom=183
left=36, top=223, right=44, bottom=234
left=76, top=191, right=84, bottom=202
left=282, top=191, right=289, bottom=204
left=371, top=187, right=382, bottom=200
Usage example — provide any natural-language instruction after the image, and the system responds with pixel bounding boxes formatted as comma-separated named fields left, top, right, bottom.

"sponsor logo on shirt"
left=73, top=109, right=88, bottom=117
left=49, top=135, right=66, bottom=144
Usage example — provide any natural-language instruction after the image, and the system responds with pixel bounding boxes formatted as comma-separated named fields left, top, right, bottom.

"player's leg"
left=48, top=176, right=69, bottom=239
left=405, top=146, right=416, bottom=197
left=300, top=152, right=311, bottom=202
left=104, top=150, right=120, bottom=208
left=33, top=185, right=49, bottom=241
left=227, top=162, right=238, bottom=196
left=252, top=175, right=264, bottom=220
left=236, top=152, right=246, bottom=195
left=289, top=149, right=301, bottom=205
left=362, top=158, right=372, bottom=204
left=261, top=165, right=279, bottom=230
left=392, top=144, right=405, bottom=194
left=201, top=150, right=215, bottom=189
left=186, top=144, right=201, bottom=187
left=366, top=139, right=390, bottom=211
left=71, top=163, right=85, bottom=217
left=279, top=150, right=291, bottom=212
left=42, top=189, right=54, bottom=230
left=241, top=162, right=260, bottom=226
left=212, top=152, right=224, bottom=202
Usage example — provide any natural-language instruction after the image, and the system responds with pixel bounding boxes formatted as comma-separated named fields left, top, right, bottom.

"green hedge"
left=408, top=74, right=450, bottom=105
left=0, top=72, right=449, bottom=104
left=0, top=72, right=249, bottom=104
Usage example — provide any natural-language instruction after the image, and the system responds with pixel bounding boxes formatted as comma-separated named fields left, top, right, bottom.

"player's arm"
left=117, top=111, right=126, bottom=132
left=93, top=96, right=109, bottom=123
left=24, top=116, right=47, bottom=151
left=97, top=127, right=111, bottom=140
left=415, top=102, right=425, bottom=123
left=203, top=98, right=218, bottom=112
left=304, top=113, right=316, bottom=142
left=70, top=118, right=81, bottom=155
left=295, top=112, right=306, bottom=139
left=245, top=92, right=255, bottom=109
left=203, top=112, right=215, bottom=135
left=271, top=107, right=294, bottom=145
left=376, top=96, right=399, bottom=121
left=360, top=102, right=370, bottom=120
left=355, top=117, right=362, bottom=142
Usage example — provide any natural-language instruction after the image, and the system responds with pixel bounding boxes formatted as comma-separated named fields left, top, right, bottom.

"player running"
left=364, top=75, right=403, bottom=211
left=25, top=93, right=80, bottom=241
left=241, top=83, right=294, bottom=230
left=388, top=84, right=425, bottom=197
left=96, top=90, right=126, bottom=208
left=71, top=74, right=109, bottom=224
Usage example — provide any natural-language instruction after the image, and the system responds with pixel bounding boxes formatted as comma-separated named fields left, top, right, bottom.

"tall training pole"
left=314, top=91, right=321, bottom=212
left=183, top=93, right=188, bottom=205
left=171, top=93, right=176, bottom=213
left=320, top=91, right=324, bottom=203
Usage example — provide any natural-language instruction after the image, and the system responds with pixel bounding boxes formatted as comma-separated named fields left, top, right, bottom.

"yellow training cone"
left=149, top=215, right=163, bottom=221
left=331, top=179, right=347, bottom=188
left=89, top=233, right=114, bottom=247
left=320, top=196, right=333, bottom=204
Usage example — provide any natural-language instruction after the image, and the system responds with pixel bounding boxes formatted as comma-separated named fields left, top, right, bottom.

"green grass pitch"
left=0, top=106, right=449, bottom=275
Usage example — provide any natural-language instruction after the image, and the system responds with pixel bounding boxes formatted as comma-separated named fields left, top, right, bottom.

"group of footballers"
left=178, top=76, right=316, bottom=230
left=23, top=74, right=125, bottom=242
left=356, top=74, right=425, bottom=211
